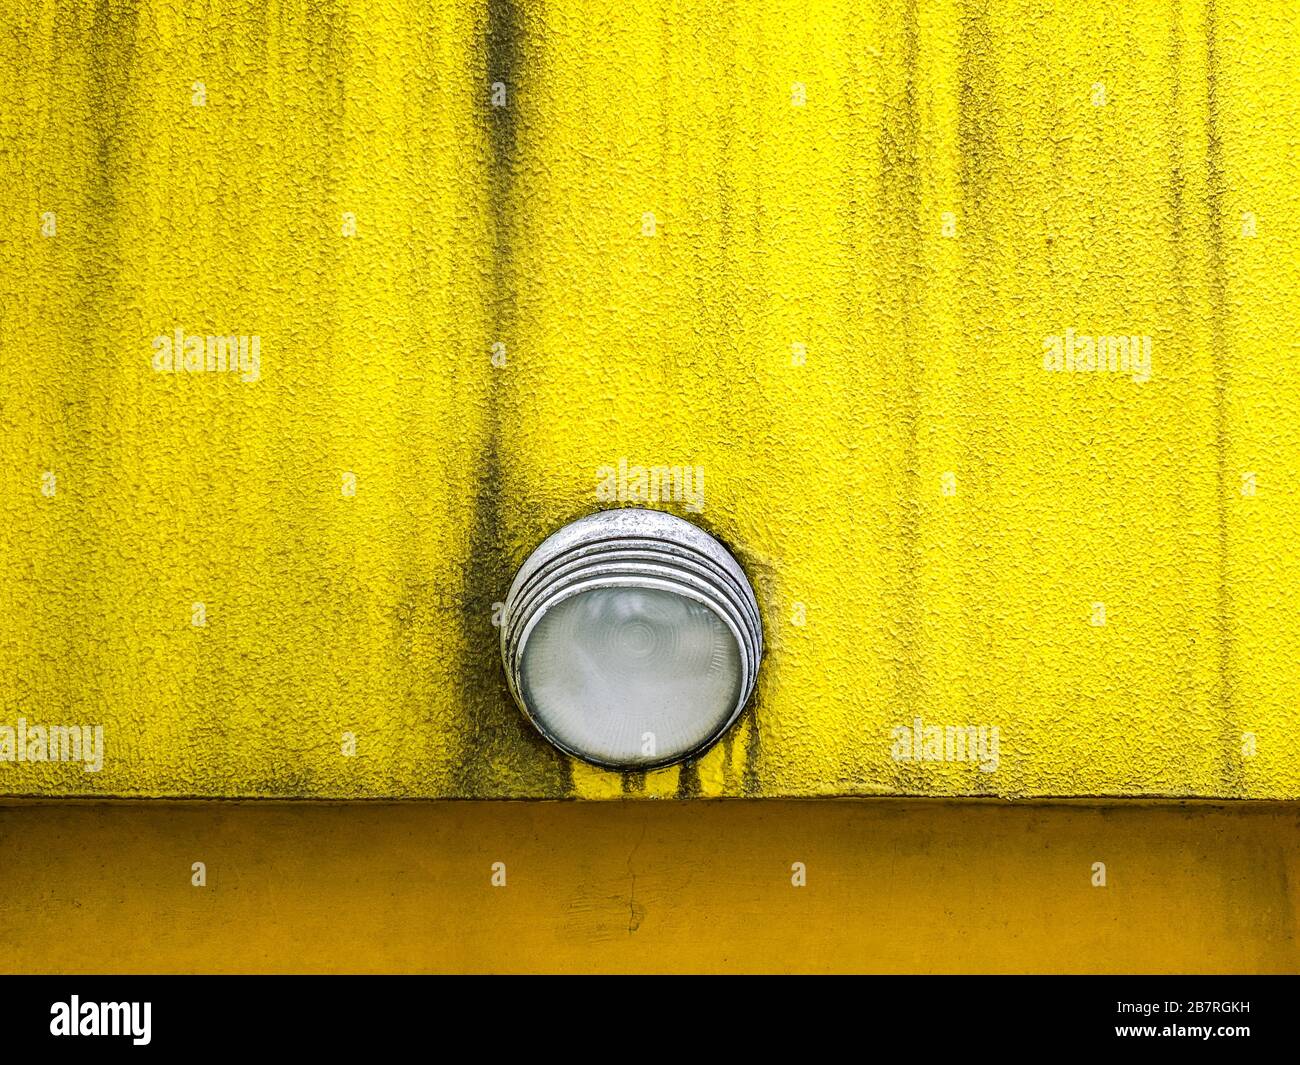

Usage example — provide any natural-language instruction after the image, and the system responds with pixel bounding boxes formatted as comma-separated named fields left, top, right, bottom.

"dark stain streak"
left=453, top=0, right=573, bottom=797
left=675, top=759, right=701, bottom=799
left=1165, top=2, right=1198, bottom=760
left=621, top=769, right=646, bottom=795
left=950, top=0, right=1005, bottom=795
left=54, top=0, right=140, bottom=734
left=878, top=0, right=925, bottom=789
left=486, top=0, right=521, bottom=171
left=956, top=1, right=995, bottom=208
left=1202, top=0, right=1239, bottom=793
left=87, top=0, right=138, bottom=230
left=80, top=0, right=138, bottom=369
left=742, top=692, right=763, bottom=796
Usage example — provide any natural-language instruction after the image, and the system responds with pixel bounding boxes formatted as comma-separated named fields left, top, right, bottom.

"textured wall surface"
left=1, top=0, right=1297, bottom=799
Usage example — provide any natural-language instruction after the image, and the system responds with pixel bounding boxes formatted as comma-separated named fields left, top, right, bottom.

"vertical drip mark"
left=1165, top=2, right=1198, bottom=776
left=63, top=0, right=140, bottom=742
left=720, top=729, right=736, bottom=792
left=455, top=0, right=572, bottom=797
left=741, top=696, right=763, bottom=796
left=80, top=0, right=139, bottom=424
left=675, top=759, right=701, bottom=799
left=1202, top=0, right=1239, bottom=793
left=954, top=0, right=1005, bottom=793
left=879, top=0, right=925, bottom=788
left=85, top=0, right=137, bottom=303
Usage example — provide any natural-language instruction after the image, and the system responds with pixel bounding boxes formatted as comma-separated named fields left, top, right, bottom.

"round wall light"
left=500, top=510, right=763, bottom=769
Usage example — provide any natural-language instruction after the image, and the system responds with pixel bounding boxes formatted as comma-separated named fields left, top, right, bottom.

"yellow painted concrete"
left=0, top=801, right=1295, bottom=973
left=0, top=1, right=1297, bottom=799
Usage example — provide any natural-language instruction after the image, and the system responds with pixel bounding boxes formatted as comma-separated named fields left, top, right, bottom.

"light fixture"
left=500, top=510, right=763, bottom=769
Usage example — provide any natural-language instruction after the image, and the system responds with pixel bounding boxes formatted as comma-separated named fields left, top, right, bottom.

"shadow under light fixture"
left=500, top=510, right=763, bottom=769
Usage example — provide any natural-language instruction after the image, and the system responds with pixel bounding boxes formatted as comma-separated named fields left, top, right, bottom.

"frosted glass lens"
left=519, top=586, right=743, bottom=766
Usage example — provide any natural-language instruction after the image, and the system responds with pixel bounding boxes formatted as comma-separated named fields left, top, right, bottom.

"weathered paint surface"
left=0, top=1, right=1297, bottom=799
left=0, top=801, right=1295, bottom=972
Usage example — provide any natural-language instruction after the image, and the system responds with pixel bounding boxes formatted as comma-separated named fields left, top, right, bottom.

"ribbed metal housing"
left=500, top=509, right=764, bottom=768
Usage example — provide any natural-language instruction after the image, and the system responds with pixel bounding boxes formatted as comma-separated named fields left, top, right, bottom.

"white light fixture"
left=500, top=510, right=763, bottom=769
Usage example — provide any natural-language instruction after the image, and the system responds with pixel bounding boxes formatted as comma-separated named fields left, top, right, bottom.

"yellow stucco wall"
left=1, top=0, right=1297, bottom=800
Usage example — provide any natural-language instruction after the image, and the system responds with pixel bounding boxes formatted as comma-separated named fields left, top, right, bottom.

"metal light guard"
left=500, top=509, right=764, bottom=769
